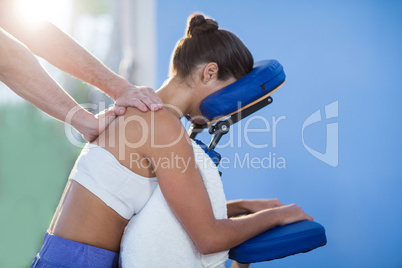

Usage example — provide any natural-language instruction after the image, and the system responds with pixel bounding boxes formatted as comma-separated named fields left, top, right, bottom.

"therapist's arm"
left=0, top=2, right=162, bottom=114
left=0, top=29, right=113, bottom=141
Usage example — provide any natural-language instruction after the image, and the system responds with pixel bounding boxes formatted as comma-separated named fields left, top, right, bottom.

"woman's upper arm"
left=142, top=111, right=218, bottom=249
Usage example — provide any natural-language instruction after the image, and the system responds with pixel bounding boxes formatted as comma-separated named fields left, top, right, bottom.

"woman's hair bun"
left=186, top=13, right=218, bottom=37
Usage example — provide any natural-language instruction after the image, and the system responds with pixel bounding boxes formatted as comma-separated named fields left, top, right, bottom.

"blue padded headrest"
left=200, top=59, right=286, bottom=121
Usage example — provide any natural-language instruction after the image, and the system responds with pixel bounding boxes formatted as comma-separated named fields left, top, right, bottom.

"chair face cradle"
left=188, top=60, right=327, bottom=263
left=189, top=60, right=286, bottom=149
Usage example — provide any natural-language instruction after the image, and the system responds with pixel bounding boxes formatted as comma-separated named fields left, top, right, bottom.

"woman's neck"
left=156, top=76, right=196, bottom=119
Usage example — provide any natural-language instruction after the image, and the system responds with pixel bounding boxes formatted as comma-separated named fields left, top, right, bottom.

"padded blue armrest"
left=229, top=220, right=327, bottom=263
left=200, top=60, right=285, bottom=121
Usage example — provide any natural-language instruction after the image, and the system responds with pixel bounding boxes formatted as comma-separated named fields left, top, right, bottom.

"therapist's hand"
left=76, top=85, right=162, bottom=142
left=77, top=108, right=116, bottom=142
left=113, top=85, right=163, bottom=115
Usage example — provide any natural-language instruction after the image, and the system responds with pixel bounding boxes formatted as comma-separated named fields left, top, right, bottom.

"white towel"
left=120, top=140, right=228, bottom=268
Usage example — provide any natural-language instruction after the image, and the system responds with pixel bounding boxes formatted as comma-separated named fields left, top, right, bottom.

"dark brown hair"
left=171, top=13, right=253, bottom=80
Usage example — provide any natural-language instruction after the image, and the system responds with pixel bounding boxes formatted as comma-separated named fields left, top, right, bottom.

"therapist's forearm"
left=0, top=29, right=96, bottom=135
left=1, top=20, right=129, bottom=100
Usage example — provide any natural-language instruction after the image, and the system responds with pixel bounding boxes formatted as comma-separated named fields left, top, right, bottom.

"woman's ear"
left=203, top=62, right=219, bottom=83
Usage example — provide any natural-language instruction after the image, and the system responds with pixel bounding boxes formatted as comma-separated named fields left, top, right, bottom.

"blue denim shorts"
left=30, top=233, right=119, bottom=268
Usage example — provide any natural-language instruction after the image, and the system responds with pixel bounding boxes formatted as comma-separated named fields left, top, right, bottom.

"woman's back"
left=49, top=107, right=179, bottom=252
left=69, top=143, right=158, bottom=219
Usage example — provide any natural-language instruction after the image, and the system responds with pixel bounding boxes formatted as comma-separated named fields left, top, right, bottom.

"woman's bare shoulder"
left=120, top=107, right=190, bottom=152
left=122, top=106, right=184, bottom=131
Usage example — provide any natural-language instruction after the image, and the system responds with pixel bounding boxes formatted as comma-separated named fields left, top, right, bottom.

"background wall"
left=156, top=1, right=402, bottom=267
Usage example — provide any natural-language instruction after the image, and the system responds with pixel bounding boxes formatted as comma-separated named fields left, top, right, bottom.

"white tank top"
left=120, top=140, right=228, bottom=267
left=69, top=143, right=158, bottom=220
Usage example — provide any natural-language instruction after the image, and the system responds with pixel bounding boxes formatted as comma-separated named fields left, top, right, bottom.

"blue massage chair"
left=187, top=60, right=327, bottom=265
